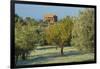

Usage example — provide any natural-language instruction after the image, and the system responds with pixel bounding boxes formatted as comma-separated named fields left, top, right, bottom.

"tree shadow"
left=36, top=46, right=56, bottom=50
left=16, top=50, right=81, bottom=65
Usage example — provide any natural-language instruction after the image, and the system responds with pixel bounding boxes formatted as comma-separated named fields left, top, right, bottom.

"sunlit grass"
left=16, top=46, right=95, bottom=65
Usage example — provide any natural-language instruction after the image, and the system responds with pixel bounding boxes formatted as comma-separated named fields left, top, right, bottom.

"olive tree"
left=15, top=17, right=38, bottom=61
left=45, top=16, right=73, bottom=55
left=71, top=8, right=95, bottom=53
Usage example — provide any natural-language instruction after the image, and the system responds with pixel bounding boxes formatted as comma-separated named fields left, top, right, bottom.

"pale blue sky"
left=15, top=4, right=84, bottom=20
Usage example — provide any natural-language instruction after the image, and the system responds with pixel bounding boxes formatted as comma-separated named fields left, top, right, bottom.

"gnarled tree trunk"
left=22, top=53, right=26, bottom=60
left=60, top=44, right=64, bottom=56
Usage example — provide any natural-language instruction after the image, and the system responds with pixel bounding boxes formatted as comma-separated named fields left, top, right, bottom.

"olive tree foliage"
left=15, top=15, right=38, bottom=61
left=71, top=8, right=95, bottom=53
left=24, top=17, right=39, bottom=26
left=44, top=16, right=73, bottom=55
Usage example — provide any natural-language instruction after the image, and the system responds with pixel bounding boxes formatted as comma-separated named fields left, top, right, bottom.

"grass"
left=16, top=46, right=95, bottom=66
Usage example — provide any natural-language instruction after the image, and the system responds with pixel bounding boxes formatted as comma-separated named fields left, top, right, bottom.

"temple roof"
left=44, top=13, right=56, bottom=17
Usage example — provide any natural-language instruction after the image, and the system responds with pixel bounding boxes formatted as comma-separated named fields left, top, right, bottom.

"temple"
left=43, top=14, right=57, bottom=24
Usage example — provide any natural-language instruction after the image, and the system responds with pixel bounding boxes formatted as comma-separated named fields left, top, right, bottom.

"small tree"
left=45, top=16, right=73, bottom=55
left=71, top=8, right=95, bottom=53
left=15, top=22, right=37, bottom=61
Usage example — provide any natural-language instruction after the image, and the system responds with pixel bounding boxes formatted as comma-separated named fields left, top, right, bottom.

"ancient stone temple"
left=43, top=14, right=57, bottom=24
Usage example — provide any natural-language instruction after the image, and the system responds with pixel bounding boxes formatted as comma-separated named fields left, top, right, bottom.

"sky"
left=15, top=3, right=84, bottom=20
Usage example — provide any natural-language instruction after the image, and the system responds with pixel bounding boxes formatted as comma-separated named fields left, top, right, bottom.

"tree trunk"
left=56, top=46, right=58, bottom=50
left=61, top=45, right=64, bottom=56
left=22, top=53, right=26, bottom=60
left=15, top=55, right=18, bottom=63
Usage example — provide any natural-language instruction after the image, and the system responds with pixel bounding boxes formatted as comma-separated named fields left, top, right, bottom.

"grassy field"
left=16, top=46, right=95, bottom=66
